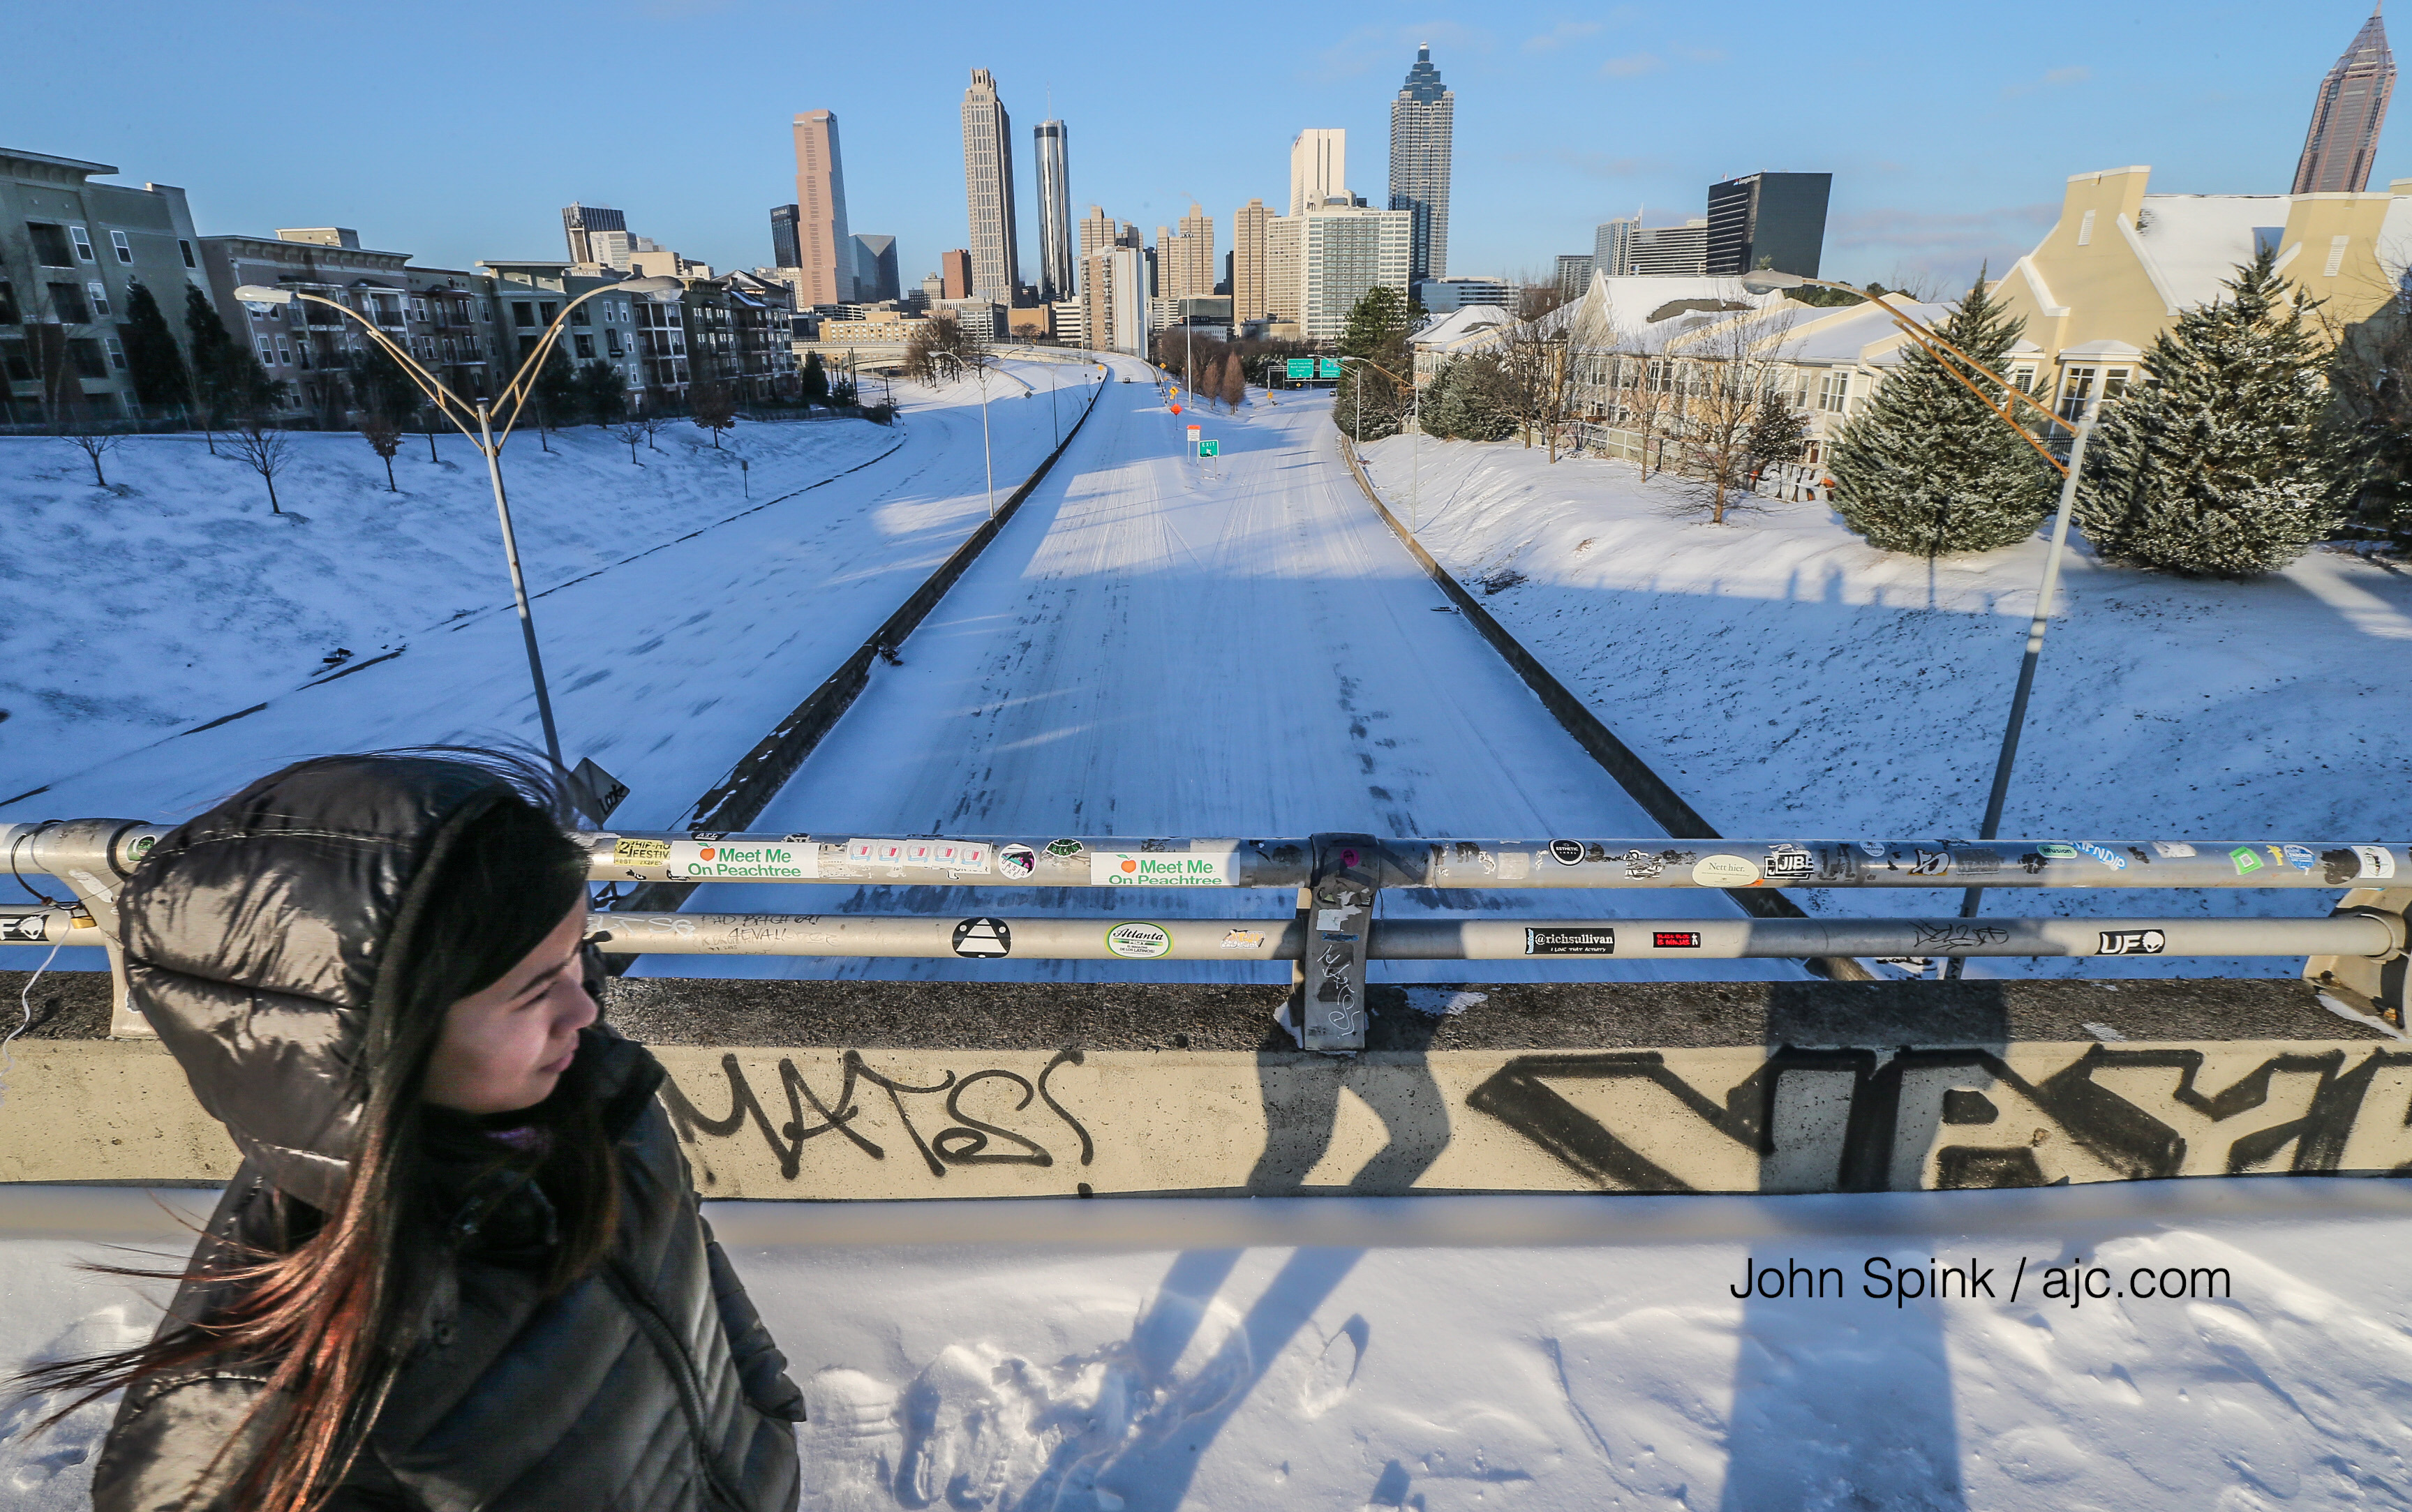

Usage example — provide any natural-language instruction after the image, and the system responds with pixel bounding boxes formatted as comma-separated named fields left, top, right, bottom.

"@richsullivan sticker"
left=1105, top=922, right=1173, bottom=959
left=1526, top=927, right=1615, bottom=955
left=1692, top=854, right=1762, bottom=887
left=951, top=918, right=1012, bottom=958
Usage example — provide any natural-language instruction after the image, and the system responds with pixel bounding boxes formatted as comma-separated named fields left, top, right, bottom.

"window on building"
left=104, top=335, right=127, bottom=370
left=574, top=334, right=594, bottom=359
left=29, top=223, right=75, bottom=267
left=295, top=342, right=311, bottom=370
left=277, top=342, right=292, bottom=365
left=2326, top=235, right=2351, bottom=278
left=106, top=230, right=133, bottom=265
left=539, top=301, right=558, bottom=325
left=570, top=303, right=590, bottom=325
left=47, top=282, right=91, bottom=323
left=605, top=329, right=623, bottom=358
left=258, top=338, right=275, bottom=363
left=2009, top=364, right=2037, bottom=394
left=512, top=301, right=536, bottom=327
left=2076, top=209, right=2095, bottom=247
left=69, top=225, right=96, bottom=262
left=179, top=238, right=197, bottom=269
left=0, top=281, right=15, bottom=324
left=68, top=338, right=109, bottom=379
left=2057, top=365, right=2097, bottom=422
left=87, top=280, right=110, bottom=317
left=1817, top=370, right=1851, bottom=414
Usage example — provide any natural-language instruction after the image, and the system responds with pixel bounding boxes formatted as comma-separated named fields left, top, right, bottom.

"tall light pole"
left=1740, top=269, right=2087, bottom=977
left=234, top=276, right=685, bottom=770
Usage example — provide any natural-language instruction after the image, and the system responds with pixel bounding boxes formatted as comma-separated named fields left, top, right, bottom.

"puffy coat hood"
left=119, top=755, right=539, bottom=1211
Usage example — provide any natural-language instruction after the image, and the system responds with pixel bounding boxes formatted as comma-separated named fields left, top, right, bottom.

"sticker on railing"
left=669, top=840, right=817, bottom=881
left=1105, top=922, right=1173, bottom=958
left=1221, top=928, right=1265, bottom=950
left=1091, top=851, right=1229, bottom=886
left=952, top=918, right=1012, bottom=957
left=2098, top=929, right=2166, bottom=955
left=2355, top=845, right=2397, bottom=880
left=611, top=837, right=671, bottom=867
left=997, top=844, right=1036, bottom=880
left=1526, top=927, right=1616, bottom=955
left=847, top=839, right=990, bottom=872
left=1692, top=854, right=1761, bottom=887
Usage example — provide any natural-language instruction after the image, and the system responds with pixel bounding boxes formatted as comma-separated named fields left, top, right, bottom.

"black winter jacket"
left=87, top=756, right=803, bottom=1511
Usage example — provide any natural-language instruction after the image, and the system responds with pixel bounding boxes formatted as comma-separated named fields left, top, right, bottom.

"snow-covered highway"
left=666, top=360, right=1784, bottom=986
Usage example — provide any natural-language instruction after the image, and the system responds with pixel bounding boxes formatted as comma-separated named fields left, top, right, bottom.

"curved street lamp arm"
left=283, top=292, right=478, bottom=437
left=489, top=282, right=625, bottom=447
left=1869, top=312, right=2069, bottom=477
left=1785, top=276, right=2071, bottom=440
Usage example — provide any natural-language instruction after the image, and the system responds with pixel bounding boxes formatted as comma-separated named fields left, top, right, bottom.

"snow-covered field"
left=1, top=362, right=1088, bottom=968
left=1360, top=433, right=2412, bottom=980
left=7, top=1180, right=2411, bottom=1509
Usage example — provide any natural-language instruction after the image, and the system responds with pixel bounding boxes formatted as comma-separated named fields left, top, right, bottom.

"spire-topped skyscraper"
left=1388, top=43, right=1454, bottom=282
left=961, top=69, right=1020, bottom=305
left=2293, top=6, right=2396, bottom=194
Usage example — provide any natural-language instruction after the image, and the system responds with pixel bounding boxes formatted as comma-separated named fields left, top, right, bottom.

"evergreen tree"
left=1335, top=284, right=1413, bottom=441
left=348, top=343, right=419, bottom=425
left=1219, top=351, right=1245, bottom=410
left=184, top=283, right=242, bottom=426
left=1829, top=271, right=2058, bottom=555
left=2074, top=247, right=2357, bottom=577
left=800, top=350, right=831, bottom=406
left=576, top=361, right=627, bottom=426
left=1422, top=352, right=1517, bottom=442
left=119, top=280, right=191, bottom=412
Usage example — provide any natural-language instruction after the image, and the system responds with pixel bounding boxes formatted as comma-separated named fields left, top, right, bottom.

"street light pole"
left=234, top=275, right=685, bottom=774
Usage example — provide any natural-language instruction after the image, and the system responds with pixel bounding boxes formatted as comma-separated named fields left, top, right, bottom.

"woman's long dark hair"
left=15, top=749, right=616, bottom=1512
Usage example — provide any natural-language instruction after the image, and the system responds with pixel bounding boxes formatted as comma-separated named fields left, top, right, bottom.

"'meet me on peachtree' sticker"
left=1091, top=852, right=1229, bottom=886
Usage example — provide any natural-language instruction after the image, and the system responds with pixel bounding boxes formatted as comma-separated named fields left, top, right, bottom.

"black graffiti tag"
left=660, top=1048, right=1094, bottom=1181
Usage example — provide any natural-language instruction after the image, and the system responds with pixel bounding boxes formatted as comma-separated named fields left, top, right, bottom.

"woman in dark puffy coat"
left=21, top=752, right=802, bottom=1511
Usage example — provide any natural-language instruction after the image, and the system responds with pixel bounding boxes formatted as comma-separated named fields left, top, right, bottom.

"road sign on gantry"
left=1286, top=358, right=1315, bottom=380
left=1318, top=357, right=1342, bottom=379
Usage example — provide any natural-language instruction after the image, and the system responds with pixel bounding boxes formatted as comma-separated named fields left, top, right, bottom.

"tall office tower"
left=852, top=234, right=899, bottom=302
left=1265, top=216, right=1302, bottom=324
left=1290, top=129, right=1346, bottom=216
left=1704, top=172, right=1832, bottom=278
left=770, top=205, right=801, bottom=269
left=1157, top=203, right=1215, bottom=301
left=1593, top=216, right=1639, bottom=277
left=1034, top=119, right=1074, bottom=302
left=941, top=250, right=973, bottom=299
left=1387, top=44, right=1454, bottom=281
left=791, top=110, right=855, bottom=304
left=961, top=69, right=1021, bottom=304
left=562, top=202, right=627, bottom=264
left=1630, top=219, right=1711, bottom=276
left=1078, top=204, right=1117, bottom=265
left=1232, top=198, right=1270, bottom=318
left=1297, top=207, right=1412, bottom=341
left=2295, top=7, right=2396, bottom=193
left=1554, top=254, right=1594, bottom=302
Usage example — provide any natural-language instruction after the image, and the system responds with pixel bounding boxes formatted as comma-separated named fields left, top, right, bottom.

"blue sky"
left=10, top=0, right=2395, bottom=294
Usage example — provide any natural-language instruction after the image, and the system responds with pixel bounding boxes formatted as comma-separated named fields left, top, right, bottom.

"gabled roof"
left=1410, top=304, right=1511, bottom=348
left=2129, top=195, right=2283, bottom=312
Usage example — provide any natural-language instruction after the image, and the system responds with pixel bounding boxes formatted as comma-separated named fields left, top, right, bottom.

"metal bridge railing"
left=7, top=822, right=2406, bottom=1049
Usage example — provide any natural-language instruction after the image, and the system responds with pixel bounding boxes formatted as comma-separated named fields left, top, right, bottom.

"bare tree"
left=1219, top=352, right=1246, bottom=411
left=358, top=414, right=402, bottom=491
left=1667, top=321, right=1806, bottom=525
left=904, top=312, right=981, bottom=383
left=1616, top=352, right=1682, bottom=480
left=228, top=419, right=293, bottom=515
left=57, top=423, right=126, bottom=486
left=638, top=410, right=669, bottom=451
left=610, top=419, right=647, bottom=463
left=689, top=379, right=736, bottom=447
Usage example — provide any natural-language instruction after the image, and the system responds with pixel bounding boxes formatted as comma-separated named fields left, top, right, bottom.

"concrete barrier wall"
left=5, top=975, right=2405, bottom=1197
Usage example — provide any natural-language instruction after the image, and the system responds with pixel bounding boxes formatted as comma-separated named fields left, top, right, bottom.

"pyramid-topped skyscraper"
left=2293, top=6, right=2396, bottom=194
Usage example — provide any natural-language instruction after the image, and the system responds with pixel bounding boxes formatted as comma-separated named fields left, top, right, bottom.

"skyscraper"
left=1388, top=44, right=1454, bottom=281
left=1704, top=172, right=1831, bottom=278
left=1290, top=129, right=1347, bottom=216
left=2295, top=7, right=2396, bottom=194
left=770, top=205, right=801, bottom=269
left=961, top=69, right=1021, bottom=305
left=852, top=234, right=899, bottom=303
left=1593, top=216, right=1639, bottom=277
left=1034, top=119, right=1074, bottom=304
left=1157, top=203, right=1215, bottom=301
left=1231, top=198, right=1272, bottom=320
left=562, top=202, right=626, bottom=264
left=791, top=110, right=854, bottom=305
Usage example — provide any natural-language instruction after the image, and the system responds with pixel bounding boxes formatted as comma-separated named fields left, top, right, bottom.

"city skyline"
left=17, top=0, right=2407, bottom=297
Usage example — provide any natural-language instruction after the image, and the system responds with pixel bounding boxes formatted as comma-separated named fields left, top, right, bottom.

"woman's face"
left=423, top=904, right=595, bottom=1114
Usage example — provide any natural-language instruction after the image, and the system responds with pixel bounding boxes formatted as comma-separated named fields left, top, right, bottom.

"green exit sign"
left=1318, top=357, right=1342, bottom=378
left=1198, top=440, right=1220, bottom=457
left=1286, top=358, right=1314, bottom=379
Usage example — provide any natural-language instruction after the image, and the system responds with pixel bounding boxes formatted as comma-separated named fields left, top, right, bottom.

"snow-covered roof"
left=1563, top=271, right=1795, bottom=352
left=2131, top=195, right=2284, bottom=310
left=1411, top=304, right=1512, bottom=348
left=1771, top=299, right=1952, bottom=366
